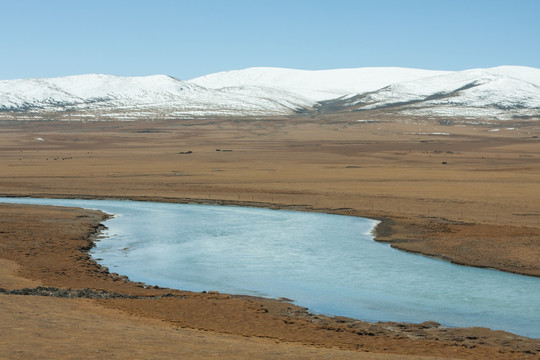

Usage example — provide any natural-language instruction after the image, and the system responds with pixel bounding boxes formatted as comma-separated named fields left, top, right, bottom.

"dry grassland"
left=1, top=115, right=539, bottom=359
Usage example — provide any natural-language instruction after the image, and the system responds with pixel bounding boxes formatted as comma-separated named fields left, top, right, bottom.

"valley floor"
left=0, top=116, right=539, bottom=359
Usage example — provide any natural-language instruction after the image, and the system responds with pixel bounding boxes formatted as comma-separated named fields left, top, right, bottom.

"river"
left=2, top=197, right=539, bottom=338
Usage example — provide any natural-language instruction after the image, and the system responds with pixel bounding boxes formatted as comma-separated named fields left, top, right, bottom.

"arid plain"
left=1, top=114, right=540, bottom=359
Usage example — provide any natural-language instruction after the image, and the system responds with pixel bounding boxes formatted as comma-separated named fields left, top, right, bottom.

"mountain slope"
left=319, top=66, right=540, bottom=119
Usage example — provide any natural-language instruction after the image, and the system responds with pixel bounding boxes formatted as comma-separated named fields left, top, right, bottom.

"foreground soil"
left=1, top=116, right=540, bottom=359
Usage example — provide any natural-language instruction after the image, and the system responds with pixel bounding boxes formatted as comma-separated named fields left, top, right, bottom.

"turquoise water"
left=2, top=197, right=539, bottom=338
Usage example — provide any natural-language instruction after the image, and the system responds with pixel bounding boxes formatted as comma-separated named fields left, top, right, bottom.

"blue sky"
left=1, top=0, right=539, bottom=80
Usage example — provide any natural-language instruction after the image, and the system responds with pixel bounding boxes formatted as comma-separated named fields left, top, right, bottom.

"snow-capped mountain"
left=189, top=67, right=449, bottom=102
left=0, top=73, right=312, bottom=120
left=318, top=66, right=540, bottom=119
left=0, top=66, right=539, bottom=121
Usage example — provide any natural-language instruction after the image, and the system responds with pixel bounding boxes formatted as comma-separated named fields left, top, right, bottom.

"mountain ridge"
left=0, top=66, right=539, bottom=121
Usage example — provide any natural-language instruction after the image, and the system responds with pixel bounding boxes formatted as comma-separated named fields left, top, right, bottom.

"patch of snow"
left=405, top=132, right=450, bottom=136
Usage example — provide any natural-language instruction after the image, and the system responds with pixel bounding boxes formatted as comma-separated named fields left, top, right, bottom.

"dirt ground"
left=1, top=116, right=540, bottom=359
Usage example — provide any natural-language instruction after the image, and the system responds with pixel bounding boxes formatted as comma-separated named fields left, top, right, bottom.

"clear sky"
left=1, top=0, right=539, bottom=80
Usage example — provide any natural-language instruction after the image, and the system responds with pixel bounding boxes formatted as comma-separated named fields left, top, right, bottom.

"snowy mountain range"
left=317, top=66, right=540, bottom=120
left=0, top=74, right=309, bottom=120
left=0, top=66, right=539, bottom=121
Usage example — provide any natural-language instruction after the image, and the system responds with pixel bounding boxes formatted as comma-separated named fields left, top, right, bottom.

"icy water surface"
left=2, top=197, right=539, bottom=338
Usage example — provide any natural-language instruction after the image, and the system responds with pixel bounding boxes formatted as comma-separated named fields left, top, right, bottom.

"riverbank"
left=1, top=202, right=539, bottom=359
left=372, top=215, right=540, bottom=277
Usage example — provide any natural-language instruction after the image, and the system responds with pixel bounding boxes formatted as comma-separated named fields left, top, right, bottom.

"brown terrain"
left=1, top=115, right=539, bottom=359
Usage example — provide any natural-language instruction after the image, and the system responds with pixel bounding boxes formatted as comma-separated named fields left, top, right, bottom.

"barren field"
left=1, top=116, right=540, bottom=359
